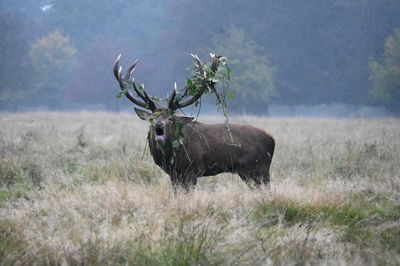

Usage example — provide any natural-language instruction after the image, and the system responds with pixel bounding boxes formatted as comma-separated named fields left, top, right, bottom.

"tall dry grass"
left=0, top=112, right=399, bottom=265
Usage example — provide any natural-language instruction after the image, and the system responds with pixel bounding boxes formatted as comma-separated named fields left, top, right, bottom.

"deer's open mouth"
left=155, top=124, right=165, bottom=141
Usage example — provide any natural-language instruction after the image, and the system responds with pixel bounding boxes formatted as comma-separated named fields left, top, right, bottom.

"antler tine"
left=113, top=54, right=122, bottom=83
left=192, top=54, right=202, bottom=70
left=176, top=55, right=219, bottom=109
left=141, top=84, right=154, bottom=103
left=112, top=54, right=149, bottom=109
left=124, top=58, right=158, bottom=112
left=130, top=78, right=145, bottom=100
left=118, top=59, right=139, bottom=83
left=168, top=82, right=178, bottom=110
left=118, top=66, right=123, bottom=81
left=114, top=57, right=145, bottom=102
left=126, top=58, right=139, bottom=76
left=140, top=83, right=158, bottom=111
left=124, top=59, right=148, bottom=101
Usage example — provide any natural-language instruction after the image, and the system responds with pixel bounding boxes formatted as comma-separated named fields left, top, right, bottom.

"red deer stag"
left=113, top=54, right=275, bottom=191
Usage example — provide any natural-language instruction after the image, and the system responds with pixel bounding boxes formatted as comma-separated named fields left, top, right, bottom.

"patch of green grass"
left=379, top=225, right=400, bottom=251
left=81, top=158, right=163, bottom=185
left=0, top=184, right=31, bottom=203
left=252, top=197, right=400, bottom=249
left=252, top=200, right=319, bottom=227
left=57, top=154, right=80, bottom=174
left=0, top=157, right=40, bottom=202
left=116, top=216, right=224, bottom=266
left=0, top=157, right=24, bottom=187
left=21, top=162, right=43, bottom=187
left=117, top=237, right=221, bottom=266
left=0, top=221, right=27, bottom=265
left=58, top=212, right=226, bottom=266
left=324, top=200, right=400, bottom=245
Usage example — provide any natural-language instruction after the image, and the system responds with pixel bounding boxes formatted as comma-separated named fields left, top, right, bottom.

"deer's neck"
left=148, top=132, right=174, bottom=171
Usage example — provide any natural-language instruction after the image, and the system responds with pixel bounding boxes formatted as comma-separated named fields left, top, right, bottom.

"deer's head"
left=133, top=108, right=193, bottom=146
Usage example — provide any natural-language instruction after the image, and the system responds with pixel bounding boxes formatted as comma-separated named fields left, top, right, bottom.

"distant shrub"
left=370, top=28, right=400, bottom=115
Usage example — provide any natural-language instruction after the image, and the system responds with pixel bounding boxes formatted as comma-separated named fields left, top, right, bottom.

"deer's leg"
left=182, top=175, right=197, bottom=192
left=262, top=171, right=270, bottom=185
left=238, top=173, right=262, bottom=189
left=251, top=163, right=271, bottom=186
left=170, top=171, right=183, bottom=193
left=170, top=171, right=197, bottom=194
left=262, top=164, right=271, bottom=188
left=239, top=166, right=271, bottom=190
left=170, top=177, right=179, bottom=193
left=238, top=173, right=249, bottom=185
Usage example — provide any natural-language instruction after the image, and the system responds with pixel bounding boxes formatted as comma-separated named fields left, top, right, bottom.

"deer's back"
left=183, top=122, right=275, bottom=173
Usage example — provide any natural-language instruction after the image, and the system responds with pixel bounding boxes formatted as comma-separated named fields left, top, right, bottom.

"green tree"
left=30, top=31, right=77, bottom=108
left=212, top=26, right=275, bottom=113
left=370, top=29, right=400, bottom=115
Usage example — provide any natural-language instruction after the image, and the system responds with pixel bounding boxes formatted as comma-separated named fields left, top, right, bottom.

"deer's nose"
left=155, top=121, right=164, bottom=128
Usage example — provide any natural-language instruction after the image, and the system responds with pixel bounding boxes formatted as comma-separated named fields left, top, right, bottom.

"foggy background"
left=1, top=0, right=400, bottom=117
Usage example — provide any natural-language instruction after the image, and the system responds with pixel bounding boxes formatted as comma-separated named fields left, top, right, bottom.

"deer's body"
left=113, top=54, right=275, bottom=191
left=148, top=121, right=275, bottom=190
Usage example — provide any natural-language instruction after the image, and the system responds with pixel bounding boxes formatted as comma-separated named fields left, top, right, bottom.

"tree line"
left=1, top=0, right=399, bottom=114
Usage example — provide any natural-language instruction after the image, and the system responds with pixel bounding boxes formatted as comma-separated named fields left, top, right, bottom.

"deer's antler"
left=168, top=54, right=221, bottom=110
left=113, top=54, right=158, bottom=112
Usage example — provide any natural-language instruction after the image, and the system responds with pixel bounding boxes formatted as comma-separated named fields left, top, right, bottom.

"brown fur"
left=148, top=120, right=275, bottom=190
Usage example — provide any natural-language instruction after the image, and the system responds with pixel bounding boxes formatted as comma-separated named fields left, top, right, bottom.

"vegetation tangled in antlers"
left=115, top=53, right=233, bottom=148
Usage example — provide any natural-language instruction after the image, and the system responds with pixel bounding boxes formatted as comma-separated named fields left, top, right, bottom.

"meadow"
left=0, top=112, right=399, bottom=265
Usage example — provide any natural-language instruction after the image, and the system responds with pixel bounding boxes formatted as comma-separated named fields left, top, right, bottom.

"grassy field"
left=0, top=112, right=399, bottom=265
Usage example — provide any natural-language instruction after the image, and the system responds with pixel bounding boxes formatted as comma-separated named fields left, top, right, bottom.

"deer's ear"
left=134, top=108, right=152, bottom=121
left=176, top=116, right=194, bottom=125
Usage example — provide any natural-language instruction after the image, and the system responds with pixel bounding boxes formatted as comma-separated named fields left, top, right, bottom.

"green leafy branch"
left=186, top=53, right=233, bottom=122
left=169, top=53, right=235, bottom=149
left=116, top=81, right=146, bottom=99
left=172, top=122, right=185, bottom=149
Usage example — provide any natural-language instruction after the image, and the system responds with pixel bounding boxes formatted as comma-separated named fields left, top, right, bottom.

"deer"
left=113, top=54, right=275, bottom=191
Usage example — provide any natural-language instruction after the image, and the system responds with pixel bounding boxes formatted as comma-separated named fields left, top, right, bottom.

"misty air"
left=1, top=1, right=399, bottom=265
